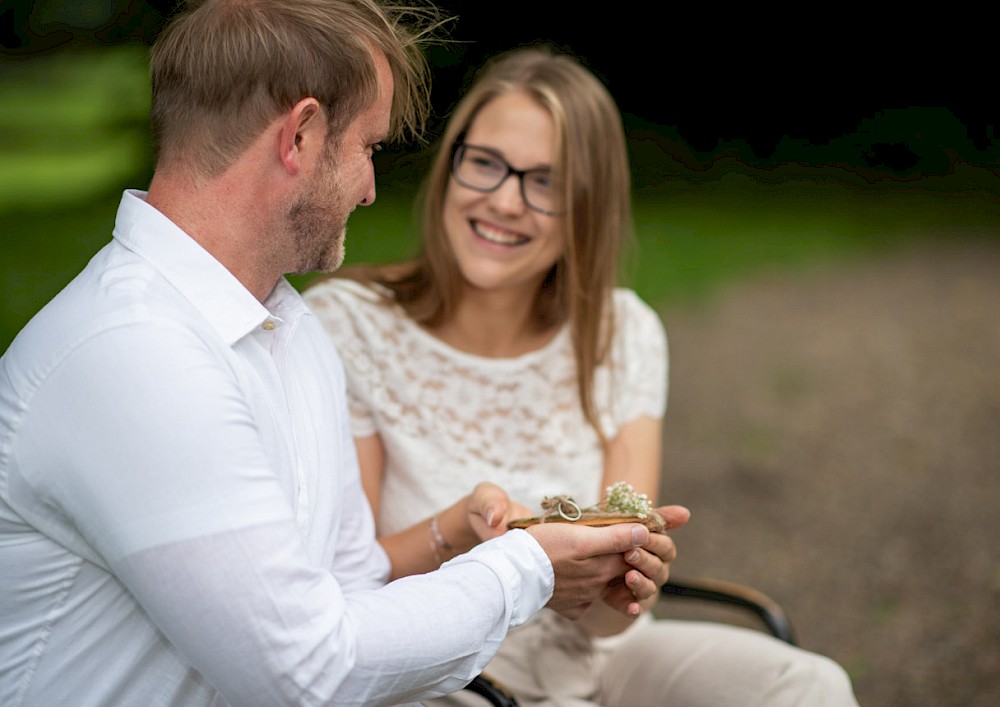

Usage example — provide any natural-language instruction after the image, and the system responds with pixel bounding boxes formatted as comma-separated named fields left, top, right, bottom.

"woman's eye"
left=528, top=172, right=553, bottom=190
left=470, top=156, right=502, bottom=171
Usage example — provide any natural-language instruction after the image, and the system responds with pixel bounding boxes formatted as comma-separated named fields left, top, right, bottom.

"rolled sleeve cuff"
left=443, top=528, right=553, bottom=627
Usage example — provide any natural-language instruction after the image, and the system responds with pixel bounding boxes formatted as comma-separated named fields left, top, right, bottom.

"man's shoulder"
left=5, top=245, right=223, bottom=389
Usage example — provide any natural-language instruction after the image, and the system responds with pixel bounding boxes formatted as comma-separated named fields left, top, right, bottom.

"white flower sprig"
left=603, top=481, right=652, bottom=518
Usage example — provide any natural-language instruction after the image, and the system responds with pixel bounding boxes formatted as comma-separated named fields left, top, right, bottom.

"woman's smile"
left=469, top=218, right=531, bottom=247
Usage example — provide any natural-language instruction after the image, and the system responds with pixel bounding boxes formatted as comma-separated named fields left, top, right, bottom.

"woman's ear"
left=277, top=97, right=325, bottom=175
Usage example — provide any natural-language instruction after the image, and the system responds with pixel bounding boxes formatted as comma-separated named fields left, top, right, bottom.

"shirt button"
left=262, top=320, right=277, bottom=331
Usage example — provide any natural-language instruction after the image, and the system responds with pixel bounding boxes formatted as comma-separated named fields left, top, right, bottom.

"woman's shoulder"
left=609, top=287, right=667, bottom=359
left=305, top=276, right=401, bottom=318
left=611, top=288, right=664, bottom=331
left=303, top=276, right=403, bottom=343
left=304, top=276, right=389, bottom=306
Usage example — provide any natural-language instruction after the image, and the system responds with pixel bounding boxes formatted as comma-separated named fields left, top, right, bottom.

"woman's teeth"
left=472, top=221, right=528, bottom=246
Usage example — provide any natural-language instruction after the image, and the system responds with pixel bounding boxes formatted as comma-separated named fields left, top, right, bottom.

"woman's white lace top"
left=305, top=279, right=667, bottom=535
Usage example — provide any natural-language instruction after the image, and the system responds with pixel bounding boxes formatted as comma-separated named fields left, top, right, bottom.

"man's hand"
left=609, top=505, right=691, bottom=616
left=525, top=522, right=650, bottom=619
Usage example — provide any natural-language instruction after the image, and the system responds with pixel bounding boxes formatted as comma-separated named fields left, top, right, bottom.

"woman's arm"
left=603, top=415, right=663, bottom=502
left=355, top=433, right=528, bottom=581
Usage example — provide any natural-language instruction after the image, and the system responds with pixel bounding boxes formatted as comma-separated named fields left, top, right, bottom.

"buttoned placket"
left=252, top=314, right=312, bottom=537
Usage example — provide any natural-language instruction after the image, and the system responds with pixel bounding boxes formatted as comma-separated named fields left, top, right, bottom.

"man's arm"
left=11, top=319, right=644, bottom=705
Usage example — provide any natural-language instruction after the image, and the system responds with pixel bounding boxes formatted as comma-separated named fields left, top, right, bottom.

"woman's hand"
left=465, top=482, right=532, bottom=542
left=421, top=483, right=527, bottom=573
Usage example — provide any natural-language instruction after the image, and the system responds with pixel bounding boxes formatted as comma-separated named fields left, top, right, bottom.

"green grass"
left=3, top=46, right=999, bottom=352
left=627, top=171, right=1000, bottom=305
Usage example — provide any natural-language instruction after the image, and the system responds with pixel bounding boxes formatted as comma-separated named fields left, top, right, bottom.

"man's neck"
left=146, top=163, right=285, bottom=303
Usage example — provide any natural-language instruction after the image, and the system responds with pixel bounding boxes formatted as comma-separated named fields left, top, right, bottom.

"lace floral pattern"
left=305, top=279, right=667, bottom=535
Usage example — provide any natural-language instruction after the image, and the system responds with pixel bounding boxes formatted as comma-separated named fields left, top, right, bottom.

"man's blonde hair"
left=150, top=0, right=441, bottom=176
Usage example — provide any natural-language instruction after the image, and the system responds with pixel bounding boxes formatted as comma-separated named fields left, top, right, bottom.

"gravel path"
left=654, top=236, right=1000, bottom=706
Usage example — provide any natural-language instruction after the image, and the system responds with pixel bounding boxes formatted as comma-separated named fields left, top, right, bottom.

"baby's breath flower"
left=604, top=481, right=652, bottom=518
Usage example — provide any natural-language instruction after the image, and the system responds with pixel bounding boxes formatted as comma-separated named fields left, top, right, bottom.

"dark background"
left=3, top=0, right=997, bottom=175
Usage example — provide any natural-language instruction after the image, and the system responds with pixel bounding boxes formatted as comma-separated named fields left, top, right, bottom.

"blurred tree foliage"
left=3, top=0, right=997, bottom=180
left=0, top=0, right=168, bottom=51
left=2, top=1, right=997, bottom=354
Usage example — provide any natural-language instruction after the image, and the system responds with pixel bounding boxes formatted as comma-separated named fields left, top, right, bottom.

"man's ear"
left=277, top=97, right=325, bottom=175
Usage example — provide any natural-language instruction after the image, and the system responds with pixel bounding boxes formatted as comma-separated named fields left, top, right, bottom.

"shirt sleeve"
left=327, top=386, right=392, bottom=594
left=8, top=317, right=553, bottom=706
left=114, top=522, right=551, bottom=706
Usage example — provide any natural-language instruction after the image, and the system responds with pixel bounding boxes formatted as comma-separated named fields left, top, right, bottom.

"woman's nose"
left=487, top=174, right=527, bottom=214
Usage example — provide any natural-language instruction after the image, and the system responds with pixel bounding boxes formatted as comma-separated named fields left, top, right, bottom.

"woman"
left=305, top=48, right=857, bottom=706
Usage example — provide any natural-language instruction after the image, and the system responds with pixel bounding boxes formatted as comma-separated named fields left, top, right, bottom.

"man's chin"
left=292, top=257, right=343, bottom=277
left=319, top=253, right=346, bottom=274
left=293, top=237, right=345, bottom=276
left=319, top=243, right=346, bottom=273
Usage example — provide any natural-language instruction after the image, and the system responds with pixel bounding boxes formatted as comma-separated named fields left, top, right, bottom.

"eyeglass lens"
left=452, top=144, right=562, bottom=215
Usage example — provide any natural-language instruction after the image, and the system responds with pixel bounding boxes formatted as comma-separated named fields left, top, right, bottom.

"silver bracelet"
left=429, top=514, right=454, bottom=565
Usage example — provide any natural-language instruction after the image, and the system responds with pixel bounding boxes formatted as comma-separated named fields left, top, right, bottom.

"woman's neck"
left=430, top=286, right=558, bottom=358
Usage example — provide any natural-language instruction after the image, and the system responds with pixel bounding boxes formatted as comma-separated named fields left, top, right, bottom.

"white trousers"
left=434, top=611, right=858, bottom=707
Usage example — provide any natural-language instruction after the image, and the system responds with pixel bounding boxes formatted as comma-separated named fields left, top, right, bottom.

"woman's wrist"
left=428, top=514, right=454, bottom=565
left=428, top=497, right=480, bottom=565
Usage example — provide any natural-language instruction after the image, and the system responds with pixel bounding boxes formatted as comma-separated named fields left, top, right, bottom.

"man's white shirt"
left=0, top=190, right=553, bottom=706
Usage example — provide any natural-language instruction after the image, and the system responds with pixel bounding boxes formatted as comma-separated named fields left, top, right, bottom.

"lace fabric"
left=305, top=279, right=667, bottom=535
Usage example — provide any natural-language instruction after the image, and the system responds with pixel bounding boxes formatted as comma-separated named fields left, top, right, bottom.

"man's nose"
left=359, top=181, right=376, bottom=206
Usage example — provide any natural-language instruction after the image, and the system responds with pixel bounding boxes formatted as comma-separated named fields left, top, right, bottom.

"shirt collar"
left=112, top=189, right=308, bottom=346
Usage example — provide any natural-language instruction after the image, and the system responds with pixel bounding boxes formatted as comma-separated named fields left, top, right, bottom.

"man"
left=0, top=1, right=685, bottom=705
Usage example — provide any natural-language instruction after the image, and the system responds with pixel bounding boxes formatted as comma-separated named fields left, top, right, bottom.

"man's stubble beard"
left=286, top=153, right=350, bottom=276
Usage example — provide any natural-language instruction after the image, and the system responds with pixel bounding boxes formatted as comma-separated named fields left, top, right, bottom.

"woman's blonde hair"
left=150, top=0, right=442, bottom=177
left=345, top=47, right=633, bottom=442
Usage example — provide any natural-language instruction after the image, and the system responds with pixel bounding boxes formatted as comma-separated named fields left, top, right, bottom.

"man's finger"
left=589, top=522, right=649, bottom=554
left=624, top=567, right=657, bottom=602
left=527, top=521, right=649, bottom=558
left=634, top=533, right=677, bottom=564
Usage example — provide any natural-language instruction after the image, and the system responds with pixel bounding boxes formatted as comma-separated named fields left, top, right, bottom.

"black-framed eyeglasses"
left=451, top=142, right=564, bottom=216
